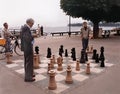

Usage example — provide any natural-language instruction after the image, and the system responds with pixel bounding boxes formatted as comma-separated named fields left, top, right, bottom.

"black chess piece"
left=72, top=48, right=76, bottom=61
left=71, top=48, right=74, bottom=58
left=100, top=56, right=105, bottom=67
left=35, top=46, right=39, bottom=54
left=95, top=54, right=99, bottom=63
left=99, top=46, right=105, bottom=61
left=80, top=49, right=86, bottom=63
left=59, top=51, right=62, bottom=57
left=85, top=52, right=88, bottom=61
left=47, top=47, right=52, bottom=58
left=65, top=49, right=68, bottom=57
left=60, top=45, right=64, bottom=53
left=92, top=49, right=97, bottom=60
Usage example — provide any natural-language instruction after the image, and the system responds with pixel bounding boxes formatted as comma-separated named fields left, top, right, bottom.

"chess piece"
left=65, top=49, right=68, bottom=57
left=57, top=57, right=63, bottom=71
left=6, top=52, right=13, bottom=64
left=59, top=50, right=62, bottom=57
left=85, top=52, right=88, bottom=61
left=100, top=56, right=105, bottom=67
left=65, top=65, right=73, bottom=84
left=50, top=58, right=54, bottom=69
left=90, top=45, right=93, bottom=53
left=60, top=45, right=64, bottom=53
left=35, top=46, right=39, bottom=54
left=99, top=46, right=105, bottom=61
left=71, top=48, right=76, bottom=61
left=92, top=49, right=97, bottom=60
left=86, top=46, right=89, bottom=52
left=47, top=63, right=51, bottom=74
left=33, top=54, right=40, bottom=69
left=76, top=60, right=80, bottom=71
left=52, top=55, right=56, bottom=64
left=48, top=70, right=57, bottom=90
left=95, top=54, right=99, bottom=63
left=47, top=47, right=52, bottom=58
left=86, top=63, right=90, bottom=74
left=80, top=49, right=86, bottom=63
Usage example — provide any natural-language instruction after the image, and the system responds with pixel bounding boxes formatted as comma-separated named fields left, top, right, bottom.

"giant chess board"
left=3, top=53, right=114, bottom=94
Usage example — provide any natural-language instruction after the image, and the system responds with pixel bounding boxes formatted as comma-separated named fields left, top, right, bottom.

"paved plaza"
left=0, top=35, right=120, bottom=94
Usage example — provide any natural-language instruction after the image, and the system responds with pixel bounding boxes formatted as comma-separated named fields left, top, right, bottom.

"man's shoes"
left=24, top=78, right=35, bottom=82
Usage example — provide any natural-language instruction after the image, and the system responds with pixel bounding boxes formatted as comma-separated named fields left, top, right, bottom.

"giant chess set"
left=4, top=45, right=114, bottom=94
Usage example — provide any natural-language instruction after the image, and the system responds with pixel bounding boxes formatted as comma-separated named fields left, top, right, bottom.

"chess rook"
left=48, top=70, right=57, bottom=90
left=65, top=65, right=73, bottom=84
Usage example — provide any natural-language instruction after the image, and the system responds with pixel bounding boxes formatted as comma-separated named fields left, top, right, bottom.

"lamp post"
left=68, top=16, right=71, bottom=37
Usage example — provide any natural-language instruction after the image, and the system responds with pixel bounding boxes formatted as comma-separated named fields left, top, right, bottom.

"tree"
left=60, top=0, right=120, bottom=38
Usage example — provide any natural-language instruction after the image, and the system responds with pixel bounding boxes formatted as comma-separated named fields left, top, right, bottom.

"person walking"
left=21, top=18, right=35, bottom=82
left=80, top=22, right=91, bottom=51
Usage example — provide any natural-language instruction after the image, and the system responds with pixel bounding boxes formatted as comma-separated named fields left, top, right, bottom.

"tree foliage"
left=60, top=0, right=120, bottom=38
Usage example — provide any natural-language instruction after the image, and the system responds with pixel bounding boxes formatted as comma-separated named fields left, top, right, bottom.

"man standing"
left=21, top=18, right=35, bottom=82
left=81, top=22, right=91, bottom=51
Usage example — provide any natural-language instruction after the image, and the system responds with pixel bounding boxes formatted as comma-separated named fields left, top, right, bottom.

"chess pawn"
left=76, top=60, right=80, bottom=71
left=36, top=54, right=41, bottom=64
left=86, top=46, right=89, bottom=52
left=86, top=63, right=91, bottom=74
left=33, top=54, right=40, bottom=69
left=60, top=45, right=64, bottom=53
left=47, top=63, right=51, bottom=74
left=50, top=58, right=54, bottom=69
left=92, top=49, right=97, bottom=60
left=52, top=55, right=56, bottom=64
left=57, top=58, right=63, bottom=71
left=6, top=52, right=13, bottom=64
left=65, top=49, right=68, bottom=57
left=65, top=65, right=73, bottom=84
left=95, top=54, right=99, bottom=63
left=47, top=47, right=52, bottom=58
left=90, top=45, right=93, bottom=52
left=48, top=70, right=57, bottom=90
left=100, top=57, right=105, bottom=67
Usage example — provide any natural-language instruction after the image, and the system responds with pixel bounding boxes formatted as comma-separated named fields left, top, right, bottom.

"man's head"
left=26, top=18, right=34, bottom=28
left=83, top=21, right=87, bottom=27
left=3, top=22, right=8, bottom=29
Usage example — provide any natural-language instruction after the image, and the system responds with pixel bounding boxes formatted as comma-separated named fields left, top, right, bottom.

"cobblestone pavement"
left=0, top=35, right=120, bottom=94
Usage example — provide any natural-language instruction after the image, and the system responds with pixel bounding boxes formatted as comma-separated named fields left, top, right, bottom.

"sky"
left=0, top=0, right=83, bottom=28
